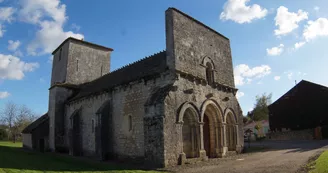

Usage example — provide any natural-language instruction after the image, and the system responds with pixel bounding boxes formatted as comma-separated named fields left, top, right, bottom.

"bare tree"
left=1, top=102, right=18, bottom=142
left=1, top=102, right=38, bottom=142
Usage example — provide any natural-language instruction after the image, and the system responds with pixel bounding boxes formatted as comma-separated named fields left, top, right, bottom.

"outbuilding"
left=22, top=113, right=49, bottom=152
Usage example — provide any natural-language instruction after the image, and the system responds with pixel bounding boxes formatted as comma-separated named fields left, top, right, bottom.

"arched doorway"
left=95, top=100, right=112, bottom=160
left=201, top=101, right=223, bottom=158
left=182, top=108, right=199, bottom=158
left=70, top=108, right=82, bottom=156
left=226, top=112, right=237, bottom=151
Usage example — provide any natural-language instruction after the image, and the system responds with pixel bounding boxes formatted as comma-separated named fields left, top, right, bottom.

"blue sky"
left=1, top=0, right=328, bottom=116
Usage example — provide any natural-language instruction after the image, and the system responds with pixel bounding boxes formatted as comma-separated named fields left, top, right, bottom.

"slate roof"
left=22, top=113, right=49, bottom=134
left=268, top=80, right=328, bottom=130
left=269, top=80, right=328, bottom=108
left=69, top=51, right=167, bottom=102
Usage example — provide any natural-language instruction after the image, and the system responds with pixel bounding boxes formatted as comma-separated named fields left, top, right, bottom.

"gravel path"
left=166, top=140, right=328, bottom=173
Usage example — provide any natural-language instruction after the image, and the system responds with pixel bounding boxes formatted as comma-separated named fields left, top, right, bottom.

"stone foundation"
left=268, top=129, right=314, bottom=140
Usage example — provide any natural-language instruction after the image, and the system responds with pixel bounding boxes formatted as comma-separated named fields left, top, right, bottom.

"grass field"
left=310, top=150, right=328, bottom=173
left=0, top=141, right=163, bottom=173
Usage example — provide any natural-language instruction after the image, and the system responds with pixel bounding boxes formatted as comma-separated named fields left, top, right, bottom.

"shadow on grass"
left=0, top=145, right=165, bottom=172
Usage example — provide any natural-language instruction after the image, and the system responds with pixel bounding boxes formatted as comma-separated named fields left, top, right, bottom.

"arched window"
left=205, top=62, right=214, bottom=85
left=128, top=115, right=132, bottom=131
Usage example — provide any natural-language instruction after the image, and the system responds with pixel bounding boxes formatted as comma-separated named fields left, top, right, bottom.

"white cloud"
left=220, top=0, right=268, bottom=24
left=303, top=18, right=328, bottom=41
left=14, top=50, right=23, bottom=57
left=0, top=0, right=4, bottom=3
left=266, top=44, right=284, bottom=56
left=0, top=54, right=39, bottom=80
left=0, top=24, right=4, bottom=37
left=234, top=64, right=271, bottom=86
left=234, top=75, right=244, bottom=86
left=294, top=41, right=306, bottom=49
left=19, top=0, right=84, bottom=55
left=0, top=91, right=10, bottom=99
left=27, top=21, right=84, bottom=55
left=71, top=23, right=80, bottom=31
left=314, top=6, right=320, bottom=11
left=0, top=7, right=15, bottom=22
left=8, top=40, right=21, bottom=51
left=19, top=0, right=66, bottom=24
left=236, top=91, right=245, bottom=99
left=274, top=6, right=308, bottom=36
left=274, top=76, right=281, bottom=81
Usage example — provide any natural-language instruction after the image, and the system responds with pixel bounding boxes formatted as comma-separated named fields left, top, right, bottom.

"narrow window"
left=59, top=48, right=62, bottom=61
left=76, top=60, right=79, bottom=71
left=92, top=119, right=95, bottom=133
left=100, top=65, right=103, bottom=76
left=205, top=62, right=214, bottom=85
left=128, top=115, right=132, bottom=131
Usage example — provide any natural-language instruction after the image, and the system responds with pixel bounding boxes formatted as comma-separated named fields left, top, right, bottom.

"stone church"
left=22, top=8, right=244, bottom=167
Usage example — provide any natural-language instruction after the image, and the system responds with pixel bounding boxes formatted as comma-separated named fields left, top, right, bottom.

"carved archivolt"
left=177, top=102, right=200, bottom=123
left=201, top=56, right=215, bottom=70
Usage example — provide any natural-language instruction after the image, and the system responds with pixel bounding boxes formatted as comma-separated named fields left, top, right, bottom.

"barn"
left=269, top=80, right=328, bottom=137
left=22, top=113, right=49, bottom=152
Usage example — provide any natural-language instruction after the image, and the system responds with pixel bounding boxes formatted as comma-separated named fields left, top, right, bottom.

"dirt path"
left=166, top=140, right=328, bottom=173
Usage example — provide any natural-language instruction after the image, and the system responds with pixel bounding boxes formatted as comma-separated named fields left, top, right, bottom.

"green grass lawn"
left=309, top=150, right=328, bottom=173
left=0, top=141, right=163, bottom=173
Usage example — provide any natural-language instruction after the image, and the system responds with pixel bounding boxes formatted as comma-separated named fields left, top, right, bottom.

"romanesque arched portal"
left=182, top=108, right=199, bottom=158
left=225, top=111, right=237, bottom=151
left=201, top=100, right=224, bottom=158
left=177, top=103, right=200, bottom=159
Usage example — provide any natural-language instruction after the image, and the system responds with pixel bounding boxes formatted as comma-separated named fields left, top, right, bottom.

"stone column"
left=199, top=122, right=207, bottom=160
left=191, top=125, right=195, bottom=157
left=222, top=123, right=228, bottom=156
left=215, top=124, right=220, bottom=157
left=235, top=124, right=242, bottom=153
left=177, top=122, right=186, bottom=165
left=235, top=125, right=239, bottom=145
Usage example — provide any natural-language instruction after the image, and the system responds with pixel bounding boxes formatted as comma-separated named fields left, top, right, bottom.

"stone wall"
left=166, top=8, right=235, bottom=88
left=66, top=93, right=110, bottom=157
left=66, top=41, right=111, bottom=85
left=22, top=134, right=32, bottom=149
left=268, top=129, right=314, bottom=140
left=48, top=86, right=74, bottom=151
left=65, top=72, right=172, bottom=160
left=163, top=8, right=243, bottom=167
left=163, top=76, right=243, bottom=166
left=51, top=41, right=69, bottom=86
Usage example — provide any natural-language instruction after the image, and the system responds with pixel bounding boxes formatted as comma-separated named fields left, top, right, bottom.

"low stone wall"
left=268, top=129, right=314, bottom=140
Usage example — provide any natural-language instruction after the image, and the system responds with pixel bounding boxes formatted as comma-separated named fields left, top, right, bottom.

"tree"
left=0, top=102, right=37, bottom=142
left=243, top=116, right=251, bottom=124
left=1, top=102, right=17, bottom=142
left=252, top=93, right=272, bottom=121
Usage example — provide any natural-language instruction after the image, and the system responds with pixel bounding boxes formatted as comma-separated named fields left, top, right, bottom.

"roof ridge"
left=110, top=50, right=166, bottom=74
left=80, top=50, right=166, bottom=86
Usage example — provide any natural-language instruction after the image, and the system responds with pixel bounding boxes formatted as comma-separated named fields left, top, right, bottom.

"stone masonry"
left=41, top=7, right=244, bottom=168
